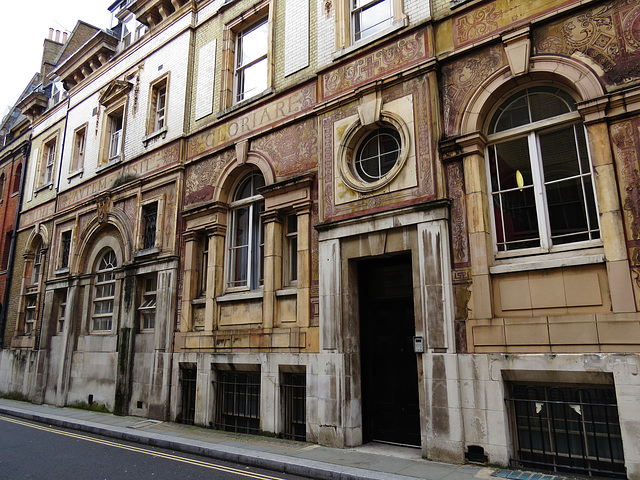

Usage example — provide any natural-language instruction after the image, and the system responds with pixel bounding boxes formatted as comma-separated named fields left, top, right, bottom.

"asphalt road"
left=0, top=414, right=309, bottom=480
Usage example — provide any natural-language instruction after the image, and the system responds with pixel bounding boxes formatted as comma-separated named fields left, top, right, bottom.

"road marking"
left=0, top=414, right=287, bottom=480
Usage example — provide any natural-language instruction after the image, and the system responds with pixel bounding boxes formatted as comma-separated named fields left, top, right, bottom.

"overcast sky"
left=1, top=0, right=114, bottom=120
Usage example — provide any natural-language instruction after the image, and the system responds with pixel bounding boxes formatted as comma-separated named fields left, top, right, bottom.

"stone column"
left=206, top=226, right=226, bottom=333
left=33, top=287, right=56, bottom=404
left=180, top=232, right=198, bottom=333
left=586, top=121, right=636, bottom=312
left=297, top=207, right=311, bottom=327
left=262, top=212, right=280, bottom=329
left=56, top=281, right=77, bottom=407
left=149, top=266, right=176, bottom=420
left=417, top=217, right=455, bottom=353
left=459, top=134, right=494, bottom=321
left=318, top=238, right=341, bottom=351
left=114, top=268, right=136, bottom=416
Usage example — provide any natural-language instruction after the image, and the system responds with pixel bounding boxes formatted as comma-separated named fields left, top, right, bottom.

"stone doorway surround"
left=316, top=200, right=461, bottom=459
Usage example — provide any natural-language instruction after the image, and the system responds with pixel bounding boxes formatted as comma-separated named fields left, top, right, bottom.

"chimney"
left=55, top=30, right=61, bottom=42
left=48, top=28, right=54, bottom=40
left=62, top=32, right=68, bottom=43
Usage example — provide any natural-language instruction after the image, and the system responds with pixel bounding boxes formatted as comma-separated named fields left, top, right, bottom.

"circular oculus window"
left=355, top=127, right=401, bottom=182
left=338, top=114, right=409, bottom=193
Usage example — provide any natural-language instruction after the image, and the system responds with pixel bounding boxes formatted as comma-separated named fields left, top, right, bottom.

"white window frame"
left=108, top=111, right=123, bottom=161
left=234, top=18, right=269, bottom=104
left=70, top=125, right=86, bottom=174
left=351, top=0, right=394, bottom=43
left=24, top=295, right=37, bottom=335
left=485, top=89, right=601, bottom=259
left=41, top=138, right=57, bottom=186
left=284, top=214, right=298, bottom=287
left=57, top=290, right=67, bottom=334
left=138, top=275, right=157, bottom=330
left=226, top=172, right=265, bottom=291
left=92, top=249, right=117, bottom=332
left=154, top=86, right=166, bottom=131
left=31, top=245, right=44, bottom=286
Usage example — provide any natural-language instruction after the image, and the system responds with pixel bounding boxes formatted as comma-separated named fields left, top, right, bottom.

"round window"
left=338, top=113, right=409, bottom=193
left=354, top=127, right=401, bottom=183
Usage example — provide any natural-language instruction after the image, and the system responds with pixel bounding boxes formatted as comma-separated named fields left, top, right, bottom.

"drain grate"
left=492, top=469, right=580, bottom=480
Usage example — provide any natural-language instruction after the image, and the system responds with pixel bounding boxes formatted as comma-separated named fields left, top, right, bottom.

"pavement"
left=0, top=398, right=572, bottom=480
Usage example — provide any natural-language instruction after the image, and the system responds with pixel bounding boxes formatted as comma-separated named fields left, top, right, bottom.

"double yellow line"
left=0, top=414, right=287, bottom=480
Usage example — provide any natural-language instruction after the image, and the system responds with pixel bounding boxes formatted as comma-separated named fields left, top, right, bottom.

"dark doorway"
left=359, top=254, right=421, bottom=447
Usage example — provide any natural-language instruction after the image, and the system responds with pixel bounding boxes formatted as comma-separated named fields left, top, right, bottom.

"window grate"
left=212, top=372, right=260, bottom=434
left=507, top=384, right=625, bottom=478
left=280, top=373, right=306, bottom=441
left=142, top=203, right=157, bottom=250
left=179, top=368, right=197, bottom=425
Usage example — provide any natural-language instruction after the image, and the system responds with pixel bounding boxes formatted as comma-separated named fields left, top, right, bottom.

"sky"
left=1, top=0, right=114, bottom=120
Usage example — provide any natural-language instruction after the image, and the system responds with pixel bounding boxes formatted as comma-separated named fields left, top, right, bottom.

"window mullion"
left=247, top=203, right=254, bottom=289
left=485, top=145, right=501, bottom=256
left=574, top=124, right=595, bottom=238
left=529, top=133, right=550, bottom=250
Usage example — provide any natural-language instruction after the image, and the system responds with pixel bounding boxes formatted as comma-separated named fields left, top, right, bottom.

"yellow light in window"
left=516, top=170, right=525, bottom=190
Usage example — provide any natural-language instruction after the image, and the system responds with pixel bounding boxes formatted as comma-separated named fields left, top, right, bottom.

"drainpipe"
left=0, top=140, right=31, bottom=348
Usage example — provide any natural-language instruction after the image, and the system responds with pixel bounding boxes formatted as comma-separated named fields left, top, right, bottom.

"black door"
left=359, top=254, right=421, bottom=446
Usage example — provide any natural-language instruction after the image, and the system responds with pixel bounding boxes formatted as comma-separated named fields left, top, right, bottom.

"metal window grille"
left=280, top=373, right=306, bottom=441
left=213, top=372, right=260, bottom=434
left=507, top=384, right=626, bottom=478
left=60, top=231, right=71, bottom=269
left=179, top=368, right=197, bottom=425
left=142, top=203, right=157, bottom=250
left=199, top=235, right=208, bottom=296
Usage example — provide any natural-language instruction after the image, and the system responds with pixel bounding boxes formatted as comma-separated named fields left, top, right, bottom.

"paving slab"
left=0, top=398, right=575, bottom=480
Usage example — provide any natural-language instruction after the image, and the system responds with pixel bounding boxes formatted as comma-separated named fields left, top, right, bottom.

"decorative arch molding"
left=24, top=224, right=50, bottom=255
left=84, top=233, right=125, bottom=276
left=214, top=150, right=276, bottom=204
left=75, top=209, right=132, bottom=273
left=460, top=55, right=605, bottom=136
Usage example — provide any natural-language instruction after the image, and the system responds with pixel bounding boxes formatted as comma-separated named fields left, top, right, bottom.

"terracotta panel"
left=504, top=316, right=547, bottom=325
left=550, top=345, right=601, bottom=354
left=563, top=269, right=603, bottom=307
left=272, top=333, right=291, bottom=348
left=495, top=274, right=531, bottom=311
left=472, top=324, right=505, bottom=346
left=549, top=322, right=598, bottom=345
left=219, top=300, right=263, bottom=326
left=277, top=296, right=297, bottom=325
left=599, top=345, right=640, bottom=353
left=598, top=320, right=640, bottom=344
left=504, top=323, right=549, bottom=345
left=474, top=346, right=508, bottom=353
left=506, top=345, right=552, bottom=353
left=529, top=271, right=566, bottom=309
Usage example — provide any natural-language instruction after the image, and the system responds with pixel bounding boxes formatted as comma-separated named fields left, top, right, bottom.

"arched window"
left=93, top=249, right=117, bottom=331
left=486, top=86, right=600, bottom=253
left=227, top=171, right=265, bottom=290
left=30, top=241, right=44, bottom=286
